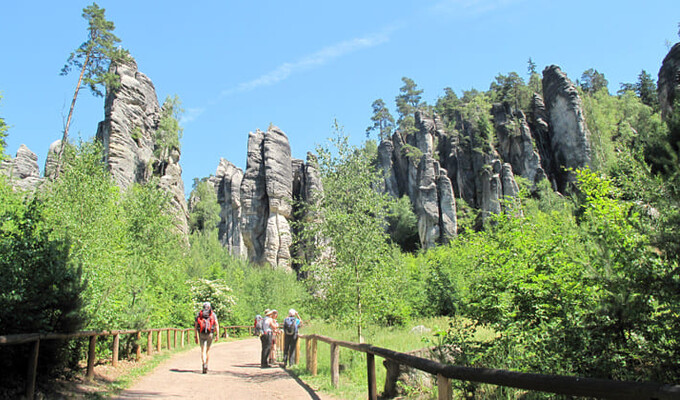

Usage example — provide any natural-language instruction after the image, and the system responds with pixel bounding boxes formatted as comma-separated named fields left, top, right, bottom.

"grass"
left=286, top=317, right=485, bottom=400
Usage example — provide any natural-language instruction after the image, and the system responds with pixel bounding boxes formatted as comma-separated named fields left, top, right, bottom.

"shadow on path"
left=282, top=367, right=322, bottom=400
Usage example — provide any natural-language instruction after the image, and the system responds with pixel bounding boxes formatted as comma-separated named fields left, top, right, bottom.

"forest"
left=1, top=4, right=680, bottom=398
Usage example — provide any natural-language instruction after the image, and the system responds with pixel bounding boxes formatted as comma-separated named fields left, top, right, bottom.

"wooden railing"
left=0, top=327, right=194, bottom=399
left=0, top=324, right=257, bottom=399
left=299, top=334, right=680, bottom=400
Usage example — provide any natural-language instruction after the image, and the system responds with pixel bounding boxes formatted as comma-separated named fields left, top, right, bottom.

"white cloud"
left=221, top=30, right=392, bottom=96
left=180, top=107, right=205, bottom=125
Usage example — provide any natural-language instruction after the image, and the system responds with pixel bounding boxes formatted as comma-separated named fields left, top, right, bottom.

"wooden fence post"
left=136, top=331, right=142, bottom=360
left=181, top=330, right=185, bottom=348
left=173, top=329, right=177, bottom=348
left=147, top=331, right=152, bottom=355
left=156, top=331, right=161, bottom=352
left=26, top=339, right=39, bottom=400
left=112, top=333, right=120, bottom=367
left=166, top=329, right=171, bottom=350
left=367, top=353, right=377, bottom=400
left=294, top=337, right=300, bottom=365
left=437, top=374, right=452, bottom=400
left=86, top=335, right=97, bottom=380
left=310, top=338, right=318, bottom=376
left=330, top=343, right=340, bottom=388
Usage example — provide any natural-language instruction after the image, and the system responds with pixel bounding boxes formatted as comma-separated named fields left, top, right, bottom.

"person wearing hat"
left=283, top=309, right=301, bottom=367
left=260, top=309, right=278, bottom=368
left=194, top=302, right=219, bottom=374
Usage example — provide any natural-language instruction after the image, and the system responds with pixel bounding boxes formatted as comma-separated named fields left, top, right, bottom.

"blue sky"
left=1, top=1, right=679, bottom=197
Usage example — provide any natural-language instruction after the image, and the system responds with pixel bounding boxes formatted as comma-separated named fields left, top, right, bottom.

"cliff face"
left=540, top=65, right=592, bottom=192
left=203, top=126, right=322, bottom=270
left=658, top=42, right=680, bottom=120
left=96, top=58, right=189, bottom=235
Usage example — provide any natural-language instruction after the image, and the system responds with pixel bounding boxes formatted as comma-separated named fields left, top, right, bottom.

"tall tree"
left=301, top=121, right=407, bottom=341
left=365, top=98, right=395, bottom=141
left=59, top=3, right=129, bottom=171
left=579, top=68, right=609, bottom=94
left=395, top=77, right=424, bottom=134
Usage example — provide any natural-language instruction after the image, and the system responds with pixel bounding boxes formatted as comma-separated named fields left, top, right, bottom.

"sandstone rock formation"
left=659, top=42, right=680, bottom=122
left=96, top=58, right=189, bottom=235
left=0, top=144, right=43, bottom=191
left=43, top=140, right=61, bottom=180
left=492, top=102, right=545, bottom=186
left=96, top=59, right=157, bottom=190
left=208, top=159, right=245, bottom=257
left=379, top=111, right=459, bottom=248
left=203, top=127, right=323, bottom=270
left=541, top=65, right=592, bottom=192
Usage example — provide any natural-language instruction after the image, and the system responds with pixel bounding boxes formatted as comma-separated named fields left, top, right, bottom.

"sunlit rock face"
left=0, top=144, right=43, bottom=191
left=96, top=57, right=189, bottom=235
left=541, top=65, right=592, bottom=193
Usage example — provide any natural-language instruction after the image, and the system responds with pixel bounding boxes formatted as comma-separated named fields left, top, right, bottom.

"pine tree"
left=366, top=98, right=395, bottom=141
left=395, top=77, right=424, bottom=134
left=59, top=3, right=129, bottom=172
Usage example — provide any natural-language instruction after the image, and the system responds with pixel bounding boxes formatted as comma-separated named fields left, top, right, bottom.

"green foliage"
left=395, top=77, right=424, bottom=134
left=386, top=195, right=419, bottom=252
left=489, top=71, right=532, bottom=109
left=579, top=68, right=609, bottom=94
left=582, top=89, right=668, bottom=174
left=400, top=143, right=423, bottom=162
left=300, top=122, right=411, bottom=339
left=428, top=170, right=680, bottom=389
left=39, top=140, right=192, bottom=329
left=154, top=95, right=184, bottom=175
left=188, top=278, right=236, bottom=323
left=188, top=178, right=220, bottom=233
left=0, top=181, right=86, bottom=378
left=365, top=98, right=395, bottom=141
left=61, top=2, right=129, bottom=97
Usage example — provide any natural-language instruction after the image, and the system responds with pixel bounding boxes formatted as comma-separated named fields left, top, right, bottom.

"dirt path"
left=115, top=337, right=338, bottom=399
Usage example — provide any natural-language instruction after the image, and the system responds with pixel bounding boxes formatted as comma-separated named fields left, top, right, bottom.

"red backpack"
left=197, top=309, right=217, bottom=333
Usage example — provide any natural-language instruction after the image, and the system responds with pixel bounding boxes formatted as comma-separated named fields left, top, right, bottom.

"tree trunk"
left=56, top=53, right=90, bottom=177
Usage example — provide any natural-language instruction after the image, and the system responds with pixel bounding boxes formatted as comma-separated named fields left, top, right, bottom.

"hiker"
left=194, top=302, right=219, bottom=374
left=269, top=309, right=280, bottom=364
left=260, top=309, right=278, bottom=368
left=283, top=309, right=301, bottom=367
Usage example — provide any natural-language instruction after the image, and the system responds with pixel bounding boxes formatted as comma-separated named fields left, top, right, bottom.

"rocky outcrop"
left=240, top=129, right=269, bottom=266
left=239, top=126, right=295, bottom=270
left=96, top=59, right=157, bottom=190
left=208, top=159, right=245, bottom=257
left=379, top=111, right=459, bottom=248
left=492, top=102, right=544, bottom=186
left=541, top=65, right=592, bottom=192
left=215, top=127, right=321, bottom=269
left=0, top=144, right=43, bottom=191
left=44, top=140, right=61, bottom=180
left=263, top=126, right=294, bottom=270
left=658, top=42, right=680, bottom=121
left=96, top=58, right=189, bottom=235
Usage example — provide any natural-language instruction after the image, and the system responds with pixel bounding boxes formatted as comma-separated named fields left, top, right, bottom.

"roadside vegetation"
left=1, top=4, right=679, bottom=399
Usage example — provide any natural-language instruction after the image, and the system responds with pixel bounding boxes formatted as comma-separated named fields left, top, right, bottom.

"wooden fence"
left=300, top=334, right=680, bottom=400
left=0, top=323, right=255, bottom=399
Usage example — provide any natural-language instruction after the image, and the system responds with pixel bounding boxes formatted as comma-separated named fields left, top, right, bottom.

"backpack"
left=197, top=309, right=216, bottom=334
left=254, top=314, right=264, bottom=336
left=283, top=316, right=297, bottom=336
